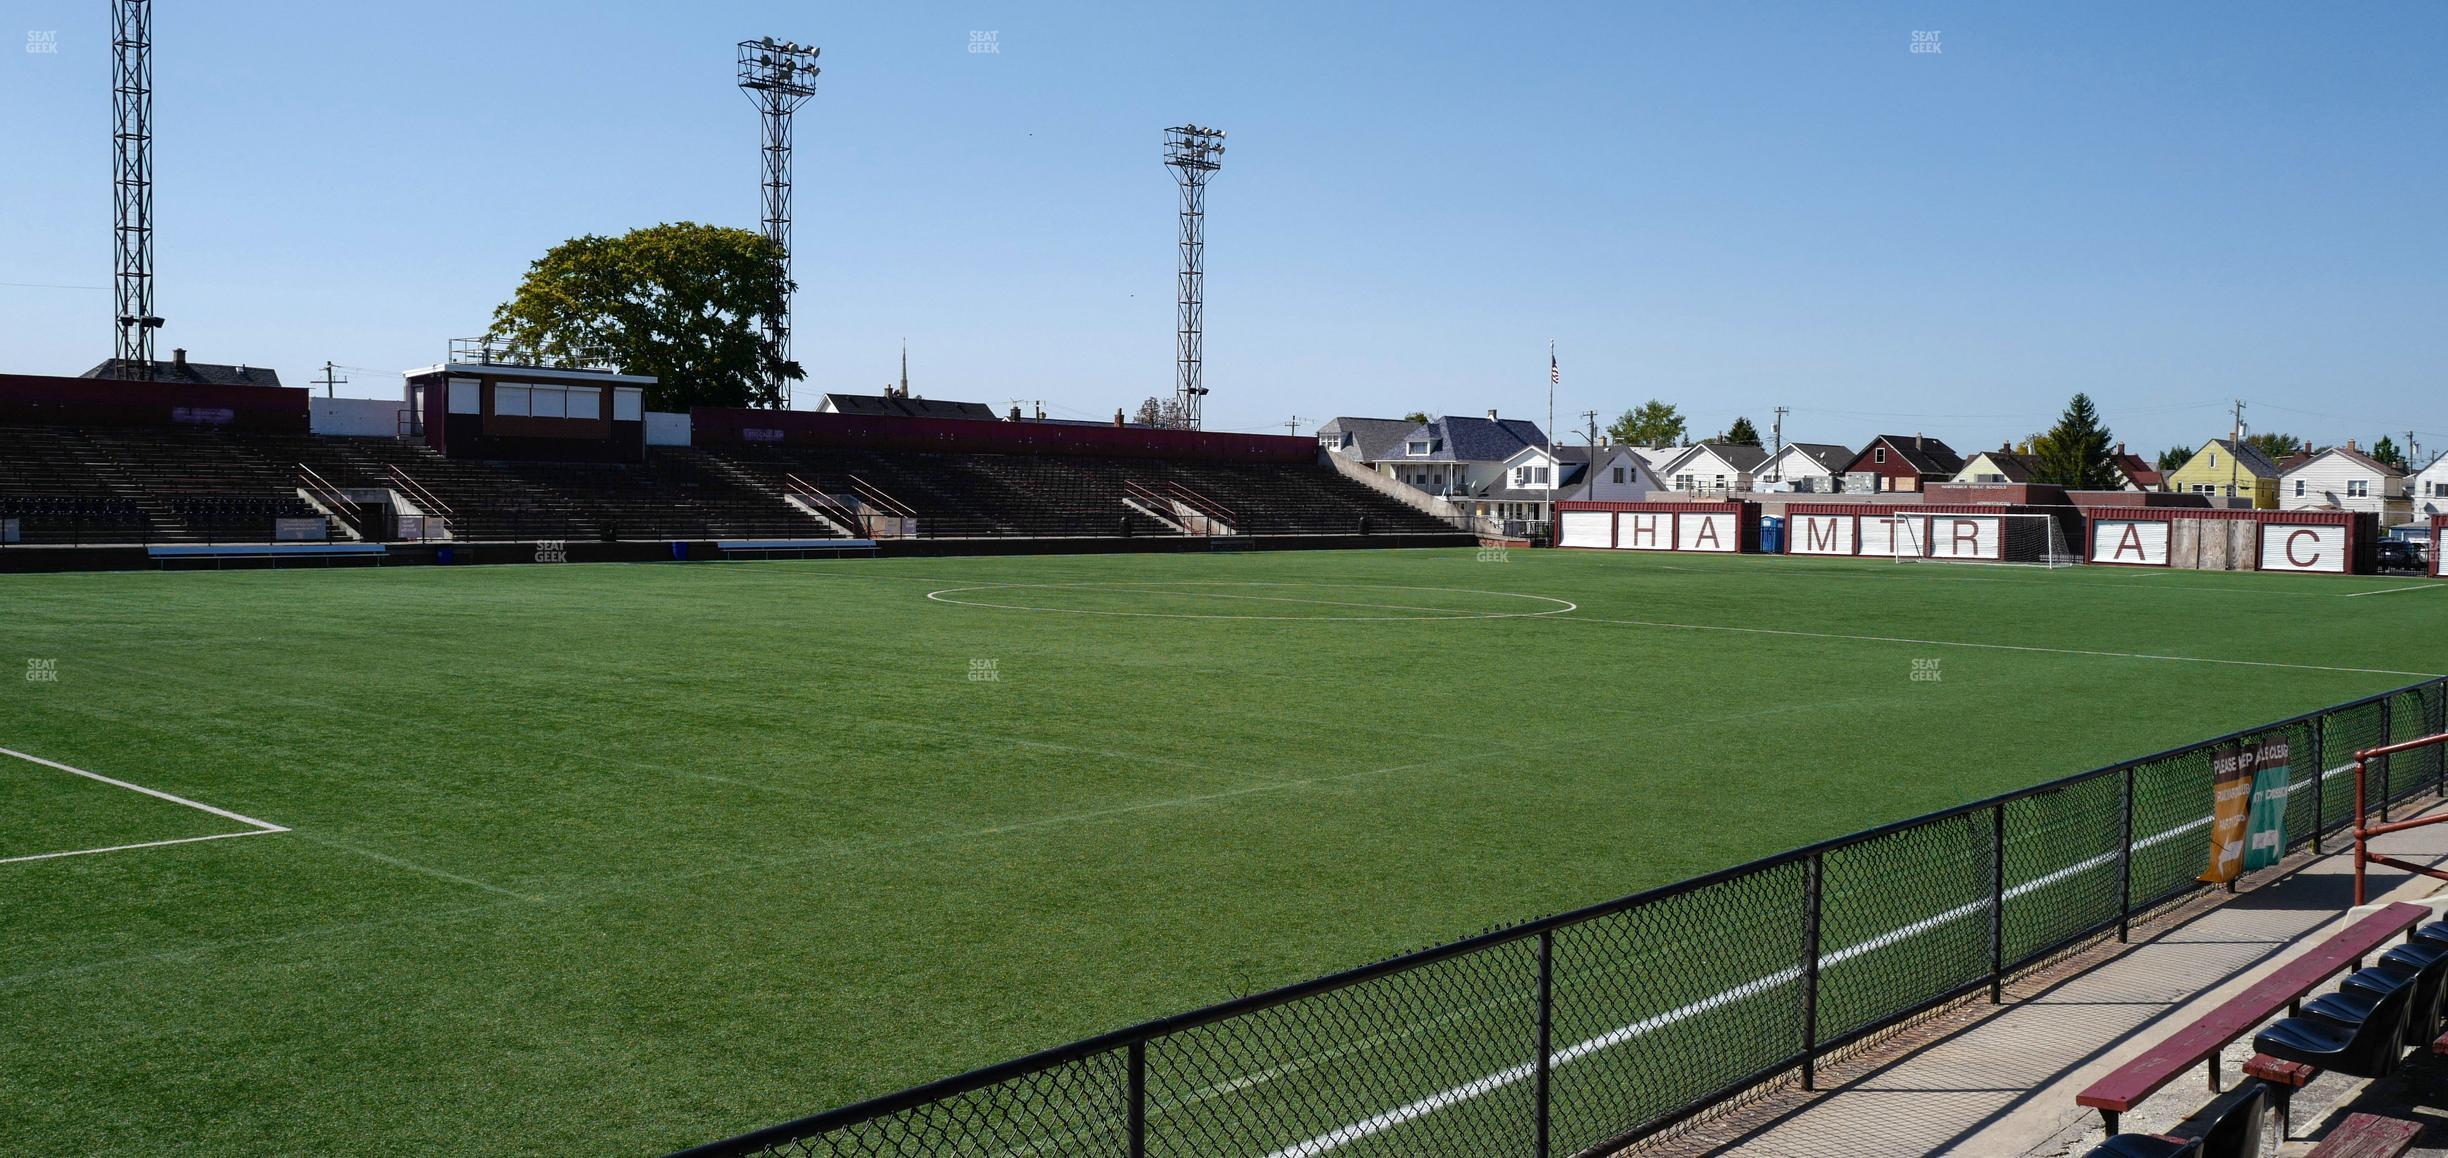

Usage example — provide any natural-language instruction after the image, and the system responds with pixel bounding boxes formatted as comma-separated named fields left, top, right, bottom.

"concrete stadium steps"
left=704, top=447, right=1461, bottom=538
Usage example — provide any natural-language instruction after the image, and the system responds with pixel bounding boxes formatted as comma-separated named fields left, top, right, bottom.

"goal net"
left=1879, top=512, right=2079, bottom=568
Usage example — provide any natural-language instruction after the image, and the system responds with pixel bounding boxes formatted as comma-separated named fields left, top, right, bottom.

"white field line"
left=1554, top=615, right=2442, bottom=679
left=0, top=829, right=280, bottom=865
left=2342, top=583, right=2446, bottom=599
left=1255, top=796, right=2262, bottom=1158
left=0, top=744, right=287, bottom=833
left=0, top=745, right=287, bottom=866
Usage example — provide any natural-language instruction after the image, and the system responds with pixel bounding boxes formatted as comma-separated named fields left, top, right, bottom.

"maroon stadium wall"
left=2085, top=508, right=2374, bottom=574
left=688, top=408, right=1316, bottom=464
left=1553, top=500, right=1758, bottom=553
left=0, top=373, right=309, bottom=433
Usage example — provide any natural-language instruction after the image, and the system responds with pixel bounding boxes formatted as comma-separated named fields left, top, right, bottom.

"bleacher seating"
left=0, top=420, right=1464, bottom=548
left=709, top=447, right=1457, bottom=538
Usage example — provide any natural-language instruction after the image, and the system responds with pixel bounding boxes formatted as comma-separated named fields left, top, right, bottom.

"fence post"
left=1535, top=929, right=1553, bottom=1158
left=2116, top=766, right=2135, bottom=943
left=1127, top=1040, right=1146, bottom=1158
left=1800, top=852, right=1824, bottom=1090
left=1989, top=802, right=2007, bottom=1003
left=2311, top=714, right=2327, bottom=856
left=2380, top=699, right=2394, bottom=823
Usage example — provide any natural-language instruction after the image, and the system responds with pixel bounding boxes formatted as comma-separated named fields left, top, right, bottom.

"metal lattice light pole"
left=1163, top=125, right=1225, bottom=430
left=112, top=0, right=161, bottom=377
left=737, top=37, right=821, bottom=409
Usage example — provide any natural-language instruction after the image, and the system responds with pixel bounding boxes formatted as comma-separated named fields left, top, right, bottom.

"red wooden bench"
left=2305, top=1112, right=2422, bottom=1158
left=2076, top=901, right=2429, bottom=1133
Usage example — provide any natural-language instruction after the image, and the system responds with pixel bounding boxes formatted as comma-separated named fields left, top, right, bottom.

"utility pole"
left=313, top=361, right=346, bottom=399
left=1581, top=409, right=1600, bottom=495
left=1284, top=416, right=1307, bottom=436
left=2229, top=399, right=2246, bottom=503
left=1771, top=405, right=1790, bottom=483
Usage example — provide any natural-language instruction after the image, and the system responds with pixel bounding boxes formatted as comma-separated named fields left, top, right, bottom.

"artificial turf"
left=1, top=547, right=2442, bottom=1154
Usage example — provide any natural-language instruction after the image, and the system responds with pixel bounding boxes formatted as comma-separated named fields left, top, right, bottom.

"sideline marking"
left=1549, top=615, right=2440, bottom=679
left=2342, top=583, right=2444, bottom=599
left=1, top=745, right=287, bottom=865
left=926, top=580, right=1577, bottom=622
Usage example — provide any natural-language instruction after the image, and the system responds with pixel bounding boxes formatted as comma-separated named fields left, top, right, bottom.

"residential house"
left=82, top=351, right=284, bottom=388
left=1632, top=445, right=1689, bottom=475
left=2163, top=438, right=2280, bottom=508
left=2108, top=445, right=2164, bottom=492
left=2411, top=457, right=2448, bottom=519
left=1316, top=417, right=1419, bottom=465
left=1840, top=435, right=1965, bottom=493
left=2280, top=441, right=2412, bottom=522
left=1658, top=442, right=1771, bottom=494
left=1952, top=447, right=2037, bottom=485
left=1321, top=411, right=1547, bottom=500
left=814, top=393, right=1000, bottom=421
left=1468, top=442, right=1663, bottom=531
left=1753, top=443, right=1854, bottom=493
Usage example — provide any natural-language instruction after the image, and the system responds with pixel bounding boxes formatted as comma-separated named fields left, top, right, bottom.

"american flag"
left=1550, top=350, right=1559, bottom=385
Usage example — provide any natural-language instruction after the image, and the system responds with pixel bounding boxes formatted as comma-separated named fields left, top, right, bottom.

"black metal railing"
left=676, top=678, right=2448, bottom=1158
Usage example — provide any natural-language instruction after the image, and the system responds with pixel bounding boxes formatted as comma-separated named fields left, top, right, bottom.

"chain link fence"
left=677, top=679, right=2448, bottom=1158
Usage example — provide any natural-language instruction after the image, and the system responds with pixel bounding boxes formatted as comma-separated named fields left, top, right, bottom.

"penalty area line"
left=0, top=744, right=287, bottom=833
left=0, top=744, right=290, bottom=865
left=0, top=829, right=281, bottom=866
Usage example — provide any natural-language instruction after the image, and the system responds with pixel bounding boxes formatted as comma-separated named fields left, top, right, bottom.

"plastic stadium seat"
left=2170, top=1081, right=2270, bottom=1158
left=2253, top=977, right=2415, bottom=1080
left=2333, top=951, right=2448, bottom=1046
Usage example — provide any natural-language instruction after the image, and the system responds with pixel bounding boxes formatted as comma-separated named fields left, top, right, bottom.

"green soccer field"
left=3, top=548, right=2442, bottom=1154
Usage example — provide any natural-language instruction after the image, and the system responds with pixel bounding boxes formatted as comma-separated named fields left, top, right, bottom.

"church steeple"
left=899, top=340, right=908, bottom=397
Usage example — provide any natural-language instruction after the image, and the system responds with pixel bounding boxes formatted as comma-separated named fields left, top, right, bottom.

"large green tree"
left=1608, top=400, right=1687, bottom=447
left=2156, top=445, right=2194, bottom=472
left=487, top=222, right=798, bottom=411
left=2244, top=432, right=2307, bottom=462
left=2032, top=393, right=2121, bottom=488
left=2370, top=435, right=2407, bottom=468
left=1720, top=416, right=1763, bottom=447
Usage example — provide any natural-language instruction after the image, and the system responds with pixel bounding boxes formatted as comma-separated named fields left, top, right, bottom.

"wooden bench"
left=148, top=543, right=388, bottom=570
left=2076, top=902, right=2429, bottom=1133
left=714, top=538, right=878, bottom=561
left=2305, top=1112, right=2421, bottom=1158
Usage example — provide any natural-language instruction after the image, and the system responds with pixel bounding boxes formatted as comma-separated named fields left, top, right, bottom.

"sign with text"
left=1614, top=512, right=1673, bottom=551
left=1926, top=516, right=2001, bottom=561
left=2091, top=519, right=2170, bottom=566
left=2259, top=524, right=2346, bottom=573
left=1675, top=512, right=1738, bottom=552
left=2202, top=734, right=2292, bottom=882
left=1789, top=513, right=1856, bottom=556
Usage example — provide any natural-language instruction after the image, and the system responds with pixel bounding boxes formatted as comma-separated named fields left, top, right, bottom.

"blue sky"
left=3, top=1, right=2443, bottom=458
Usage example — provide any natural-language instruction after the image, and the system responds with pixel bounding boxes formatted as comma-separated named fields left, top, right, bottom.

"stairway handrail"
left=385, top=464, right=455, bottom=521
left=846, top=474, right=919, bottom=519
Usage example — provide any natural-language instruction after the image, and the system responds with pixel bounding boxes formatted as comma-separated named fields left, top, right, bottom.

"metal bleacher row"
left=0, top=424, right=1459, bottom=546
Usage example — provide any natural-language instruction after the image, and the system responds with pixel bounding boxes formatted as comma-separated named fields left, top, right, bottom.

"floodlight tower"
left=112, top=0, right=161, bottom=376
left=1163, top=125, right=1225, bottom=429
left=737, top=37, right=821, bottom=409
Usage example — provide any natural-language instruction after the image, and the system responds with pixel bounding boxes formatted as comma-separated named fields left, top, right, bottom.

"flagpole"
left=1546, top=339, right=1556, bottom=546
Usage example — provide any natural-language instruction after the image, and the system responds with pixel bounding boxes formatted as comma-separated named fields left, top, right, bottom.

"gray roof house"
left=1316, top=417, right=1422, bottom=463
left=814, top=392, right=1000, bottom=421
left=82, top=352, right=283, bottom=388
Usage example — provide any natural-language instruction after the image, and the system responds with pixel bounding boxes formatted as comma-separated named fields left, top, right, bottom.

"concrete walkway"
left=1658, top=804, right=2448, bottom=1157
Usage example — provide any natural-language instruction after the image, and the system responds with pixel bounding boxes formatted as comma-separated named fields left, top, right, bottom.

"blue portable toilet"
left=1760, top=516, right=1784, bottom=554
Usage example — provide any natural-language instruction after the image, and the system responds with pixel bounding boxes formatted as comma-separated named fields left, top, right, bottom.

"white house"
left=1754, top=443, right=1854, bottom=493
left=1632, top=445, right=1688, bottom=475
left=1316, top=412, right=1546, bottom=500
left=1951, top=448, right=2037, bottom=485
left=2410, top=457, right=2448, bottom=519
left=1466, top=442, right=1661, bottom=532
left=1658, top=442, right=1770, bottom=494
left=2280, top=442, right=2411, bottom=522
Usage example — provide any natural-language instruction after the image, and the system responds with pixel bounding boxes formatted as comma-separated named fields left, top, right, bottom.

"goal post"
left=1888, top=511, right=2078, bottom=568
